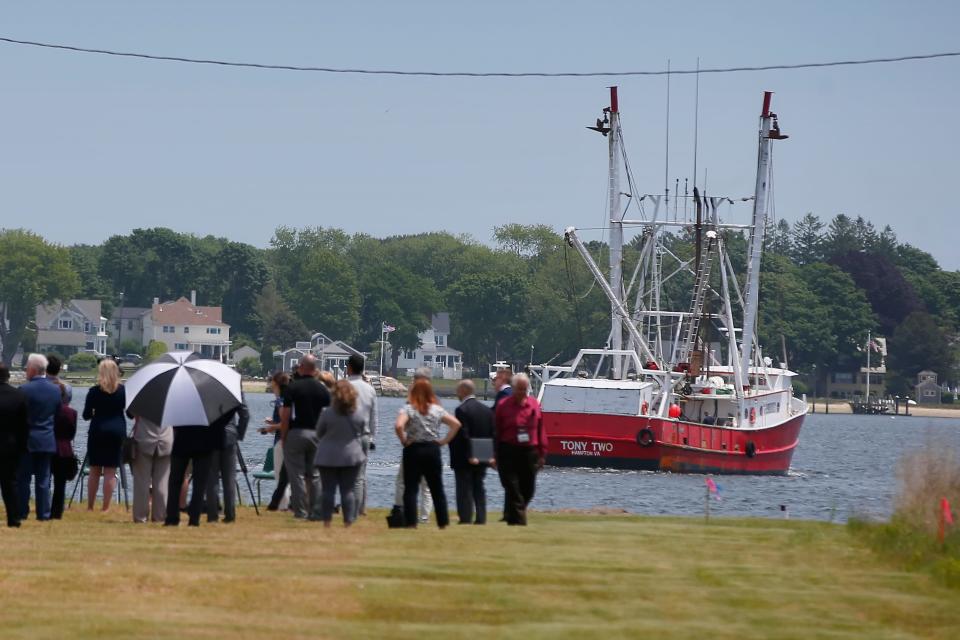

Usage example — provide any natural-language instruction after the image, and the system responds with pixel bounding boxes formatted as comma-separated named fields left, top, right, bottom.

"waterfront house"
left=916, top=370, right=942, bottom=404
left=275, top=332, right=365, bottom=376
left=36, top=299, right=109, bottom=357
left=142, top=294, right=231, bottom=361
left=393, top=313, right=463, bottom=380
left=110, top=306, right=150, bottom=351
left=825, top=337, right=888, bottom=399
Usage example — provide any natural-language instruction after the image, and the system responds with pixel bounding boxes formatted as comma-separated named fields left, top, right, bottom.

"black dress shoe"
left=7, top=522, right=20, bottom=528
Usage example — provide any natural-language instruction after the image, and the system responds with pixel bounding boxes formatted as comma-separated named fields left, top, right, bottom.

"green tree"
left=824, top=214, right=859, bottom=260
left=887, top=311, right=955, bottom=388
left=529, top=253, right=608, bottom=364
left=260, top=345, right=275, bottom=376
left=0, top=230, right=79, bottom=364
left=145, top=340, right=168, bottom=362
left=790, top=213, right=825, bottom=265
left=799, top=263, right=877, bottom=378
left=764, top=218, right=792, bottom=257
left=67, top=352, right=98, bottom=371
left=294, top=249, right=360, bottom=339
left=853, top=216, right=878, bottom=252
left=493, top=224, right=561, bottom=260
left=355, top=263, right=438, bottom=374
left=69, top=244, right=115, bottom=316
left=831, top=251, right=924, bottom=336
left=757, top=254, right=832, bottom=373
left=117, top=339, right=143, bottom=356
left=215, top=242, right=269, bottom=337
left=446, top=270, right=531, bottom=366
left=255, top=283, right=309, bottom=350
left=98, top=228, right=204, bottom=307
left=236, top=357, right=262, bottom=377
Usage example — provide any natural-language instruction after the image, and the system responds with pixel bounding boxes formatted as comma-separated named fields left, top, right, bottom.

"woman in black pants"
left=394, top=378, right=460, bottom=528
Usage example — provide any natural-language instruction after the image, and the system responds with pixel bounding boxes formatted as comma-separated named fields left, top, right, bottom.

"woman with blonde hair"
left=313, top=380, right=367, bottom=527
left=395, top=379, right=461, bottom=528
left=82, top=359, right=127, bottom=511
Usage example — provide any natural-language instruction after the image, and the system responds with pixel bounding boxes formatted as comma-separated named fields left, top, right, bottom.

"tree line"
left=0, top=214, right=956, bottom=394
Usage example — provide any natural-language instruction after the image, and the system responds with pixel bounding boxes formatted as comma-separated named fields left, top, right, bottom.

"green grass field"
left=1, top=508, right=958, bottom=639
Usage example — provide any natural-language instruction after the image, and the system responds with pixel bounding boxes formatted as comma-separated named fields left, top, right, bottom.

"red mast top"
left=609, top=86, right=619, bottom=114
left=761, top=91, right=772, bottom=117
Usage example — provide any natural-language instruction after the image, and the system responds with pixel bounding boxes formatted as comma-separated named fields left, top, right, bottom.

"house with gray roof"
left=229, top=345, right=261, bottom=365
left=393, top=313, right=463, bottom=380
left=274, top=332, right=365, bottom=377
left=36, top=299, right=108, bottom=357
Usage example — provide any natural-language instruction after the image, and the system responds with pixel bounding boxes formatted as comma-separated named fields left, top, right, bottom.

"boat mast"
left=607, top=86, right=624, bottom=379
left=739, top=91, right=786, bottom=384
left=865, top=330, right=871, bottom=400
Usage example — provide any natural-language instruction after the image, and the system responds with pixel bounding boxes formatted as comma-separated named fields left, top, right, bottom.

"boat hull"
left=544, top=412, right=805, bottom=475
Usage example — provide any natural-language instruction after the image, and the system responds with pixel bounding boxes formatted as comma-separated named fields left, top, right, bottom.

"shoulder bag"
left=121, top=419, right=139, bottom=465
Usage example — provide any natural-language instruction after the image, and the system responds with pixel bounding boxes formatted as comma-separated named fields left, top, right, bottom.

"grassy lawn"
left=1, top=508, right=958, bottom=639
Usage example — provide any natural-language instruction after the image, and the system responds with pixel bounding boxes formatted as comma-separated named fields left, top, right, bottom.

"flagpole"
left=866, top=330, right=871, bottom=402
left=379, top=323, right=385, bottom=378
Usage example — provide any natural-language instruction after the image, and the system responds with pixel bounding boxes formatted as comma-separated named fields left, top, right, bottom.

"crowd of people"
left=0, top=352, right=548, bottom=530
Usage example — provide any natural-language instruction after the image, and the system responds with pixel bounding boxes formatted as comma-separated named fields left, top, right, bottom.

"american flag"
left=382, top=323, right=396, bottom=334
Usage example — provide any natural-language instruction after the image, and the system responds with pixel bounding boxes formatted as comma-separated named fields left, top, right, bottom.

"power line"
left=1, top=35, right=959, bottom=77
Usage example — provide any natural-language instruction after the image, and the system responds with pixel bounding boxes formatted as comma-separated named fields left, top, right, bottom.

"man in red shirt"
left=494, top=373, right=547, bottom=526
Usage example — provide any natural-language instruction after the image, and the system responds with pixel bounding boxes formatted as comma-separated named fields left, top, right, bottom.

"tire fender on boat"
left=745, top=440, right=757, bottom=458
left=637, top=428, right=655, bottom=447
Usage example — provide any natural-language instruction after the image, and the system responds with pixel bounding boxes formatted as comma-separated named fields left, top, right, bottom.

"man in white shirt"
left=346, top=355, right=377, bottom=517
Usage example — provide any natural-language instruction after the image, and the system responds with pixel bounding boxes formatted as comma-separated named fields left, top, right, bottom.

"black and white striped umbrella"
left=124, top=351, right=242, bottom=427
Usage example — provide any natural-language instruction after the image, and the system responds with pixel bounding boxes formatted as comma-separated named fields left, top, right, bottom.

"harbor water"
left=69, top=389, right=960, bottom=522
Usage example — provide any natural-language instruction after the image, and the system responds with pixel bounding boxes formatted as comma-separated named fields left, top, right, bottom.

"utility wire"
left=1, top=36, right=958, bottom=77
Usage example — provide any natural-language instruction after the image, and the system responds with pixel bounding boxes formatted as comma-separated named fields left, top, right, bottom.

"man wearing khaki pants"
left=130, top=416, right=173, bottom=523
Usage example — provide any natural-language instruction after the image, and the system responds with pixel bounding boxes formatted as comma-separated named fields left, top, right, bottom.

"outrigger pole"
left=606, top=87, right=624, bottom=380
left=739, top=91, right=787, bottom=386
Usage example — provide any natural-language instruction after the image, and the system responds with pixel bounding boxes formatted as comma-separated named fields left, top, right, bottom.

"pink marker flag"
left=943, top=497, right=954, bottom=526
left=705, top=477, right=721, bottom=500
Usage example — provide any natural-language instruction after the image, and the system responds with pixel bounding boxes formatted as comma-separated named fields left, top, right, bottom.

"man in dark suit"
left=205, top=394, right=249, bottom=523
left=0, top=363, right=28, bottom=527
left=165, top=409, right=238, bottom=527
left=451, top=379, right=495, bottom=525
left=492, top=368, right=513, bottom=521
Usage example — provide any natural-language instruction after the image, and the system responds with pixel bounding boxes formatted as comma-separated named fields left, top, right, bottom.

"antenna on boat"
left=692, top=57, right=700, bottom=191
left=683, top=178, right=689, bottom=223
left=674, top=178, right=680, bottom=222
left=664, top=59, right=671, bottom=211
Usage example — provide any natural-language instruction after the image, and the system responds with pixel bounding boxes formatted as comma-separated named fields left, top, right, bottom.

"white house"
left=36, top=300, right=109, bottom=357
left=142, top=295, right=231, bottom=362
left=393, top=313, right=463, bottom=380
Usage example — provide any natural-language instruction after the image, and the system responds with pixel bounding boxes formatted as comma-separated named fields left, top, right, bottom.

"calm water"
left=69, top=388, right=960, bottom=521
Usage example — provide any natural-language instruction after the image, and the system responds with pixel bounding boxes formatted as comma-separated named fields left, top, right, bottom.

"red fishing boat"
left=533, top=88, right=806, bottom=474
